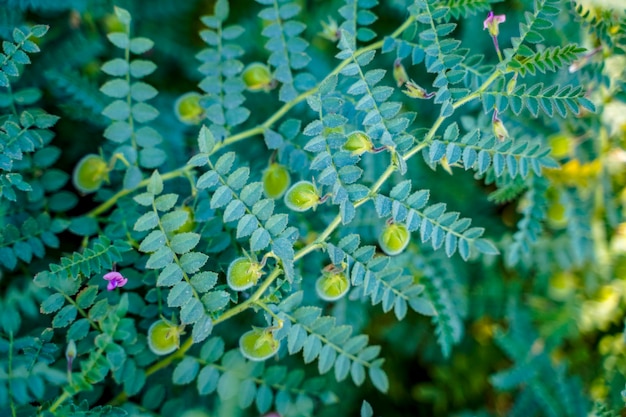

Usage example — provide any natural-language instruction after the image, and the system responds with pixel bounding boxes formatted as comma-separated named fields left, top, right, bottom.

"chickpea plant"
left=0, top=0, right=625, bottom=416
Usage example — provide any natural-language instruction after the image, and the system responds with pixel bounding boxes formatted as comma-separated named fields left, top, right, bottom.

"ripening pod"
left=379, top=222, right=410, bottom=256
left=393, top=58, right=409, bottom=87
left=320, top=17, right=340, bottom=42
left=548, top=271, right=576, bottom=301
left=72, top=154, right=109, bottom=194
left=506, top=73, right=518, bottom=94
left=284, top=181, right=320, bottom=212
left=546, top=187, right=568, bottom=229
left=263, top=163, right=291, bottom=199
left=147, top=320, right=184, bottom=356
left=239, top=327, right=280, bottom=361
left=316, top=271, right=350, bottom=301
left=242, top=63, right=273, bottom=92
left=343, top=131, right=373, bottom=156
left=548, top=134, right=572, bottom=160
left=103, top=13, right=126, bottom=33
left=491, top=109, right=509, bottom=142
left=175, top=92, right=204, bottom=125
left=403, top=80, right=434, bottom=99
left=546, top=200, right=568, bottom=229
left=177, top=206, right=197, bottom=233
left=227, top=257, right=264, bottom=291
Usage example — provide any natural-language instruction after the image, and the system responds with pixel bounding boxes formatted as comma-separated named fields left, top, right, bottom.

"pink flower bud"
left=393, top=59, right=409, bottom=87
left=492, top=109, right=509, bottom=142
left=483, top=11, right=506, bottom=37
left=402, top=80, right=435, bottom=99
left=103, top=271, right=128, bottom=291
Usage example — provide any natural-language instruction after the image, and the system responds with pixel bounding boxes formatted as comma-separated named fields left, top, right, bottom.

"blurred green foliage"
left=0, top=0, right=625, bottom=416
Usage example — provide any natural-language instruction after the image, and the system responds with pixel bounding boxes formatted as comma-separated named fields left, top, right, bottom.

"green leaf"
left=334, top=354, right=351, bottom=382
left=161, top=210, right=189, bottom=233
left=139, top=230, right=166, bottom=253
left=214, top=152, right=236, bottom=175
left=132, top=102, right=159, bottom=123
left=69, top=216, right=98, bottom=236
left=318, top=344, right=337, bottom=374
left=192, top=315, right=213, bottom=343
left=250, top=228, right=271, bottom=251
left=130, top=37, right=154, bottom=54
left=256, top=383, right=273, bottom=413
left=102, top=100, right=130, bottom=120
left=147, top=171, right=163, bottom=195
left=198, top=125, right=215, bottom=153
left=130, top=60, right=157, bottom=78
left=180, top=252, right=209, bottom=274
left=368, top=365, right=388, bottom=392
left=136, top=126, right=163, bottom=146
left=197, top=171, right=219, bottom=190
left=361, top=401, right=373, bottom=417
left=41, top=293, right=65, bottom=314
left=68, top=318, right=90, bottom=341
left=201, top=290, right=229, bottom=312
left=181, top=298, right=205, bottom=324
left=105, top=121, right=132, bottom=143
left=223, top=200, right=246, bottom=223
left=197, top=366, right=220, bottom=395
left=238, top=379, right=257, bottom=408
left=217, top=371, right=239, bottom=400
left=215, top=0, right=229, bottom=21
left=140, top=148, right=167, bottom=168
left=158, top=263, right=184, bottom=287
left=52, top=305, right=77, bottom=328
left=101, top=59, right=129, bottom=76
left=76, top=286, right=99, bottom=309
left=130, top=82, right=158, bottom=102
left=146, top=246, right=174, bottom=269
left=173, top=357, right=199, bottom=385
left=107, top=32, right=129, bottom=49
left=114, top=6, right=132, bottom=25
left=154, top=194, right=179, bottom=211
left=124, top=166, right=143, bottom=189
left=134, top=212, right=159, bottom=232
left=474, top=238, right=499, bottom=255
left=170, top=233, right=201, bottom=254
left=31, top=25, right=49, bottom=38
left=13, top=28, right=26, bottom=43
left=191, top=271, right=218, bottom=293
left=168, top=282, right=193, bottom=307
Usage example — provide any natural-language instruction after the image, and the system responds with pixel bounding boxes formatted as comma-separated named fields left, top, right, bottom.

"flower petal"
left=483, top=11, right=494, bottom=29
left=104, top=271, right=123, bottom=281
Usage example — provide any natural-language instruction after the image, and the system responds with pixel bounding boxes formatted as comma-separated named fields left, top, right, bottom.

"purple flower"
left=483, top=11, right=506, bottom=37
left=483, top=11, right=506, bottom=60
left=492, top=109, right=509, bottom=142
left=103, top=271, right=128, bottom=291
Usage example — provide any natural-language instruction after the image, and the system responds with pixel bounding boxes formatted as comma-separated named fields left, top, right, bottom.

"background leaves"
left=0, top=0, right=624, bottom=416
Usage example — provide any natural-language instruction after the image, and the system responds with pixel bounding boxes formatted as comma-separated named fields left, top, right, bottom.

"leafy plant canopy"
left=0, top=0, right=625, bottom=416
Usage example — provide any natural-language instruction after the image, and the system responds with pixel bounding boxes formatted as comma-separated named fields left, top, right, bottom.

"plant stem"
left=102, top=13, right=418, bottom=407
left=86, top=166, right=192, bottom=217
left=294, top=69, right=503, bottom=261
left=86, top=17, right=416, bottom=219
left=109, top=267, right=283, bottom=406
left=49, top=344, right=107, bottom=413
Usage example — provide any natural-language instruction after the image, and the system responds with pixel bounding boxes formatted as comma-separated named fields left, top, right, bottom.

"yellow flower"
left=483, top=11, right=505, bottom=37
left=402, top=80, right=434, bottom=99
